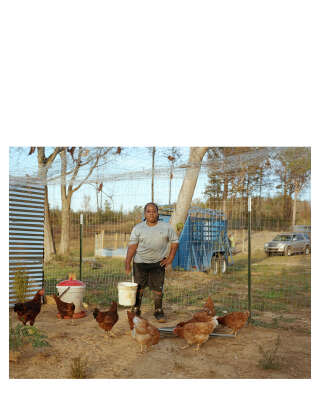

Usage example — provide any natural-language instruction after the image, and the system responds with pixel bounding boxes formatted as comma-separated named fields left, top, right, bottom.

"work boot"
left=132, top=289, right=143, bottom=316
left=154, top=308, right=166, bottom=322
left=153, top=292, right=166, bottom=323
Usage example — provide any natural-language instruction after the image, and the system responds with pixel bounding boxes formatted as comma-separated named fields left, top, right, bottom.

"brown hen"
left=53, top=294, right=75, bottom=320
left=217, top=311, right=250, bottom=335
left=175, top=296, right=216, bottom=328
left=127, top=311, right=160, bottom=353
left=173, top=316, right=219, bottom=351
left=93, top=301, right=119, bottom=338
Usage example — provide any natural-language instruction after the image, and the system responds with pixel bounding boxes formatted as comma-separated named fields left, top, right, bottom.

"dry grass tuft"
left=258, top=335, right=282, bottom=369
left=70, top=356, right=89, bottom=379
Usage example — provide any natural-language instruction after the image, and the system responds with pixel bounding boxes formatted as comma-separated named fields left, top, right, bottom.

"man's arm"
left=160, top=242, right=179, bottom=268
left=125, top=244, right=138, bottom=274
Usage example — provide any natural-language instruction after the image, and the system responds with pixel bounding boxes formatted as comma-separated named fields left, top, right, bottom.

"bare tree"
left=34, top=147, right=64, bottom=262
left=82, top=194, right=91, bottom=211
left=170, top=147, right=208, bottom=231
left=58, top=147, right=120, bottom=255
left=147, top=147, right=157, bottom=202
left=161, top=147, right=182, bottom=205
left=275, top=148, right=311, bottom=227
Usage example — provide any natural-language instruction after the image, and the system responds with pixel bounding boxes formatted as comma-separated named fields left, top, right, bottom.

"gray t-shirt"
left=128, top=220, right=179, bottom=263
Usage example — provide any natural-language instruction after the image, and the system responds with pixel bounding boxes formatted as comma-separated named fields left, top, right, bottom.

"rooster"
left=127, top=311, right=160, bottom=353
left=14, top=289, right=44, bottom=326
left=173, top=316, right=219, bottom=351
left=217, top=311, right=250, bottom=336
left=93, top=301, right=119, bottom=338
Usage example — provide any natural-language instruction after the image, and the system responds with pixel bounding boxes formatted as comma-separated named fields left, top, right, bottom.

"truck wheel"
left=212, top=258, right=219, bottom=274
left=285, top=247, right=292, bottom=256
left=220, top=259, right=227, bottom=274
left=305, top=246, right=310, bottom=255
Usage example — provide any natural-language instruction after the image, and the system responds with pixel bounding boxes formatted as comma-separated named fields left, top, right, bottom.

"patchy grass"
left=43, top=249, right=310, bottom=315
left=258, top=335, right=282, bottom=370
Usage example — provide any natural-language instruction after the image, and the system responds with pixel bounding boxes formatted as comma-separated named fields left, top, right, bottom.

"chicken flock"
left=13, top=291, right=250, bottom=353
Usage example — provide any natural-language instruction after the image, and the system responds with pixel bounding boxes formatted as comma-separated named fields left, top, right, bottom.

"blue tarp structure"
left=160, top=207, right=233, bottom=272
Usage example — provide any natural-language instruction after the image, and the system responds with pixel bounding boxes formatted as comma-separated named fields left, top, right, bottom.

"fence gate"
left=9, top=177, right=45, bottom=307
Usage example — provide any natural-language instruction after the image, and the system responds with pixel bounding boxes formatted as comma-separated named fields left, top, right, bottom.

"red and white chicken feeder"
left=56, top=279, right=86, bottom=319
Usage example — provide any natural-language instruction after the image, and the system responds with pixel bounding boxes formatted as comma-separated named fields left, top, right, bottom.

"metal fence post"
left=80, top=213, right=83, bottom=281
left=248, top=196, right=252, bottom=321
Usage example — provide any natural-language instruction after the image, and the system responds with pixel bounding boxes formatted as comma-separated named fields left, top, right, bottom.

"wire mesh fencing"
left=43, top=194, right=311, bottom=319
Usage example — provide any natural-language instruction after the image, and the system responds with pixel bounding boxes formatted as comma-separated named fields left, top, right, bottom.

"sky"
left=9, top=146, right=311, bottom=213
left=9, top=146, right=209, bottom=211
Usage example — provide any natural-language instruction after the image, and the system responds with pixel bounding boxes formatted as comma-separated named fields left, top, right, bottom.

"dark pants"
left=133, top=261, right=165, bottom=293
left=133, top=261, right=165, bottom=312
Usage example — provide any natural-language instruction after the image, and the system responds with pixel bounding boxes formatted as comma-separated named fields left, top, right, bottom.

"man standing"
left=125, top=202, right=179, bottom=322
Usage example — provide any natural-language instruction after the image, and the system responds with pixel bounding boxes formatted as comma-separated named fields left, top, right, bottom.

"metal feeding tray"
left=158, top=326, right=235, bottom=338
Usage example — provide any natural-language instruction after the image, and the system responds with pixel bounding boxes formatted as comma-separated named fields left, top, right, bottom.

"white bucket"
left=56, top=285, right=86, bottom=313
left=117, top=282, right=138, bottom=306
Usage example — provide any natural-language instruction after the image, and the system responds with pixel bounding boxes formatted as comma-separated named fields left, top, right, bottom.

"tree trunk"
left=169, top=162, right=173, bottom=205
left=151, top=146, right=155, bottom=202
left=292, top=183, right=298, bottom=229
left=222, top=175, right=228, bottom=216
left=59, top=197, right=71, bottom=255
left=37, top=150, right=57, bottom=263
left=58, top=148, right=72, bottom=255
left=44, top=185, right=56, bottom=262
left=170, top=147, right=208, bottom=231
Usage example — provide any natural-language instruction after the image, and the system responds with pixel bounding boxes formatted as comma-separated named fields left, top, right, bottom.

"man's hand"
left=125, top=264, right=132, bottom=275
left=160, top=243, right=178, bottom=268
left=160, top=257, right=173, bottom=268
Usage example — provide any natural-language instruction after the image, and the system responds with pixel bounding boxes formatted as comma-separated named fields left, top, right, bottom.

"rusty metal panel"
left=9, top=178, right=45, bottom=307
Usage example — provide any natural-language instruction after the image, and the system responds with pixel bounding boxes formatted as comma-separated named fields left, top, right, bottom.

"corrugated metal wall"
left=9, top=178, right=45, bottom=307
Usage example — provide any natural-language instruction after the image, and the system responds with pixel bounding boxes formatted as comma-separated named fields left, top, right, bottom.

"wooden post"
left=248, top=197, right=252, bottom=321
left=123, top=233, right=128, bottom=248
left=101, top=230, right=104, bottom=249
left=95, top=233, right=98, bottom=256
left=80, top=214, right=83, bottom=281
left=114, top=232, right=118, bottom=249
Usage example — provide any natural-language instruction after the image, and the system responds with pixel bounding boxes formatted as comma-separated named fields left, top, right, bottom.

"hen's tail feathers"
left=204, top=296, right=214, bottom=311
left=127, top=310, right=135, bottom=329
left=93, top=308, right=99, bottom=319
left=14, top=303, right=24, bottom=312
left=217, top=316, right=226, bottom=325
left=173, top=326, right=184, bottom=337
left=176, top=321, right=187, bottom=328
left=110, top=301, right=118, bottom=312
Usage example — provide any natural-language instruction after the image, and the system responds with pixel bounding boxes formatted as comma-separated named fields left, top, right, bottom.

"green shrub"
left=9, top=322, right=50, bottom=351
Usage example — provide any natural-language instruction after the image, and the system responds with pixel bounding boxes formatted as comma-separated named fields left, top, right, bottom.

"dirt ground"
left=9, top=302, right=311, bottom=379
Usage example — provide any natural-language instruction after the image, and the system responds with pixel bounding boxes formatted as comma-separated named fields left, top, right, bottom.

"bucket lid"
left=118, top=282, right=138, bottom=287
left=57, top=279, right=85, bottom=286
